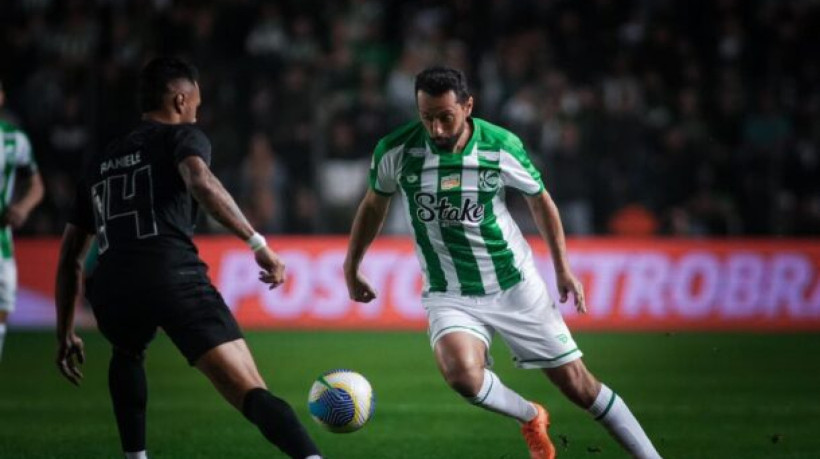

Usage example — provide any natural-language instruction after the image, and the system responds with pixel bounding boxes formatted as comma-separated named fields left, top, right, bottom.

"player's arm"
left=54, top=223, right=93, bottom=385
left=524, top=190, right=586, bottom=313
left=343, top=189, right=391, bottom=303
left=2, top=169, right=44, bottom=229
left=177, top=155, right=285, bottom=288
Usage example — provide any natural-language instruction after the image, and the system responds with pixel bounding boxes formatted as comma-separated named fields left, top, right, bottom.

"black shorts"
left=88, top=280, right=243, bottom=365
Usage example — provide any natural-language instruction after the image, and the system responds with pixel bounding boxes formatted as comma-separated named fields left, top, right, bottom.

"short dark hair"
left=138, top=56, right=199, bottom=112
left=414, top=66, right=471, bottom=103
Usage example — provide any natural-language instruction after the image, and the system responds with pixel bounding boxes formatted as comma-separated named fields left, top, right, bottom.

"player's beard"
left=432, top=121, right=467, bottom=152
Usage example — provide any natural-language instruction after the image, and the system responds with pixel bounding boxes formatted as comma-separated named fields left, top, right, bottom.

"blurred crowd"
left=1, top=0, right=819, bottom=236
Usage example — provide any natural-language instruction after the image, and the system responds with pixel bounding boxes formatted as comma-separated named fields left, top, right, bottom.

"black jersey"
left=70, top=121, right=212, bottom=288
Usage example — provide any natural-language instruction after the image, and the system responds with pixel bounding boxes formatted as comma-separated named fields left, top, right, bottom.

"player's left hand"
left=256, top=246, right=286, bottom=289
left=1, top=205, right=30, bottom=229
left=56, top=333, right=85, bottom=386
left=557, top=271, right=587, bottom=314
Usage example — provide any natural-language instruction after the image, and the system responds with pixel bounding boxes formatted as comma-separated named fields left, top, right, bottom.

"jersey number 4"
left=90, top=165, right=158, bottom=253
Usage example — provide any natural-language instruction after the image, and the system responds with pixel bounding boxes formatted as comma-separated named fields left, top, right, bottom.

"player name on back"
left=100, top=152, right=142, bottom=174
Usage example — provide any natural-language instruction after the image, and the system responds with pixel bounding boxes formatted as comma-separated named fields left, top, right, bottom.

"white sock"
left=468, top=369, right=538, bottom=423
left=588, top=384, right=662, bottom=459
left=124, top=451, right=147, bottom=459
left=0, top=323, right=6, bottom=362
left=305, top=456, right=322, bottom=459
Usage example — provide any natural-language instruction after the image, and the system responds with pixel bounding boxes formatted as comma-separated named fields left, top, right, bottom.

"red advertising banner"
left=13, top=237, right=820, bottom=331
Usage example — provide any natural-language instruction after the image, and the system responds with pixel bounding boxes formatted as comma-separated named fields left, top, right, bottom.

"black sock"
left=242, top=388, right=321, bottom=458
left=108, top=348, right=148, bottom=453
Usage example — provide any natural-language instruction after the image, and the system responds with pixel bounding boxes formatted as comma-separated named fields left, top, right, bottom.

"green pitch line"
left=1, top=331, right=819, bottom=458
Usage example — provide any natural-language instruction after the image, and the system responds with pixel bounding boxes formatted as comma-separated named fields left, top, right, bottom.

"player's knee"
left=238, top=369, right=266, bottom=391
left=443, top=364, right=484, bottom=397
left=112, top=346, right=145, bottom=363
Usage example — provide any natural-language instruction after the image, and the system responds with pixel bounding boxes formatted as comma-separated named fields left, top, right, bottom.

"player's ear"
left=463, top=96, right=474, bottom=116
left=173, top=93, right=185, bottom=114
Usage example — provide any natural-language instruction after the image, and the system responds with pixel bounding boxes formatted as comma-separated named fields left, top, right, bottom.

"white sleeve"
left=369, top=145, right=402, bottom=195
left=15, top=131, right=37, bottom=170
left=500, top=148, right=543, bottom=195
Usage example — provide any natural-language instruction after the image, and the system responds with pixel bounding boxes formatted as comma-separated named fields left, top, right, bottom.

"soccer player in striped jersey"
left=0, top=80, right=44, bottom=362
left=344, top=67, right=661, bottom=459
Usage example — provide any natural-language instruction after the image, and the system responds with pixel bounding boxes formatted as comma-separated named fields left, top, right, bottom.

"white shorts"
left=0, top=260, right=17, bottom=313
left=423, top=273, right=582, bottom=369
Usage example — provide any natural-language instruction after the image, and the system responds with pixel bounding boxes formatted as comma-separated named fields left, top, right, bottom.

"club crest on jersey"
left=478, top=170, right=500, bottom=192
left=440, top=173, right=461, bottom=190
left=414, top=192, right=485, bottom=224
left=403, top=173, right=419, bottom=184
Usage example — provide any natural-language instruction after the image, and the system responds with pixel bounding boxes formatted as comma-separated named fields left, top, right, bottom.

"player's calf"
left=544, top=359, right=600, bottom=408
left=195, top=340, right=322, bottom=458
left=546, top=360, right=662, bottom=458
left=587, top=384, right=662, bottom=459
left=242, top=387, right=321, bottom=459
left=109, top=348, right=148, bottom=457
left=0, top=311, right=8, bottom=362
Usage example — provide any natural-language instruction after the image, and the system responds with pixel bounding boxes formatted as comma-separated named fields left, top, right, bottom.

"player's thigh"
left=155, top=282, right=244, bottom=366
left=424, top=293, right=494, bottom=370
left=195, top=338, right=266, bottom=409
left=0, top=260, right=17, bottom=315
left=492, top=275, right=583, bottom=369
left=89, top=286, right=157, bottom=354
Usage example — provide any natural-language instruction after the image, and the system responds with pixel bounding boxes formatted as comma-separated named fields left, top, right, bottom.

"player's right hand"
left=346, top=273, right=377, bottom=303
left=255, top=246, right=286, bottom=289
left=56, top=333, right=85, bottom=386
left=2, top=205, right=30, bottom=229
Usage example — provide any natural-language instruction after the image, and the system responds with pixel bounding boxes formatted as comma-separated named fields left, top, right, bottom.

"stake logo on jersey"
left=414, top=192, right=485, bottom=225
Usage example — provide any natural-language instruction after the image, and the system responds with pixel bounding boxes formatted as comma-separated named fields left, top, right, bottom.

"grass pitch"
left=1, top=331, right=818, bottom=458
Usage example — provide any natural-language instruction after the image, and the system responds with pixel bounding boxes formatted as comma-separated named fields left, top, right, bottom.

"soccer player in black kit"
left=54, top=57, right=322, bottom=459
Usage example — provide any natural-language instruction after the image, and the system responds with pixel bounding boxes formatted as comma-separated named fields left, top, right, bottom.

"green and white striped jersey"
left=0, top=120, right=37, bottom=259
left=370, top=118, right=544, bottom=295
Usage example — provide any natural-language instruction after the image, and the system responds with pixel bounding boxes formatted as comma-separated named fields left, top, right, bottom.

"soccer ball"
left=308, top=369, right=375, bottom=433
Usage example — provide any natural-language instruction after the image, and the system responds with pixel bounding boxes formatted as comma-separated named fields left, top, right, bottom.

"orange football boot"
left=521, top=402, right=556, bottom=459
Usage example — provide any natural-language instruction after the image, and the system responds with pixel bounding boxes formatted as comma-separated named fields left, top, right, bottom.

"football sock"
left=588, top=384, right=661, bottom=459
left=109, top=349, right=148, bottom=454
left=468, top=369, right=538, bottom=423
left=241, top=388, right=321, bottom=459
left=0, top=323, right=6, bottom=362
left=124, top=451, right=147, bottom=459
